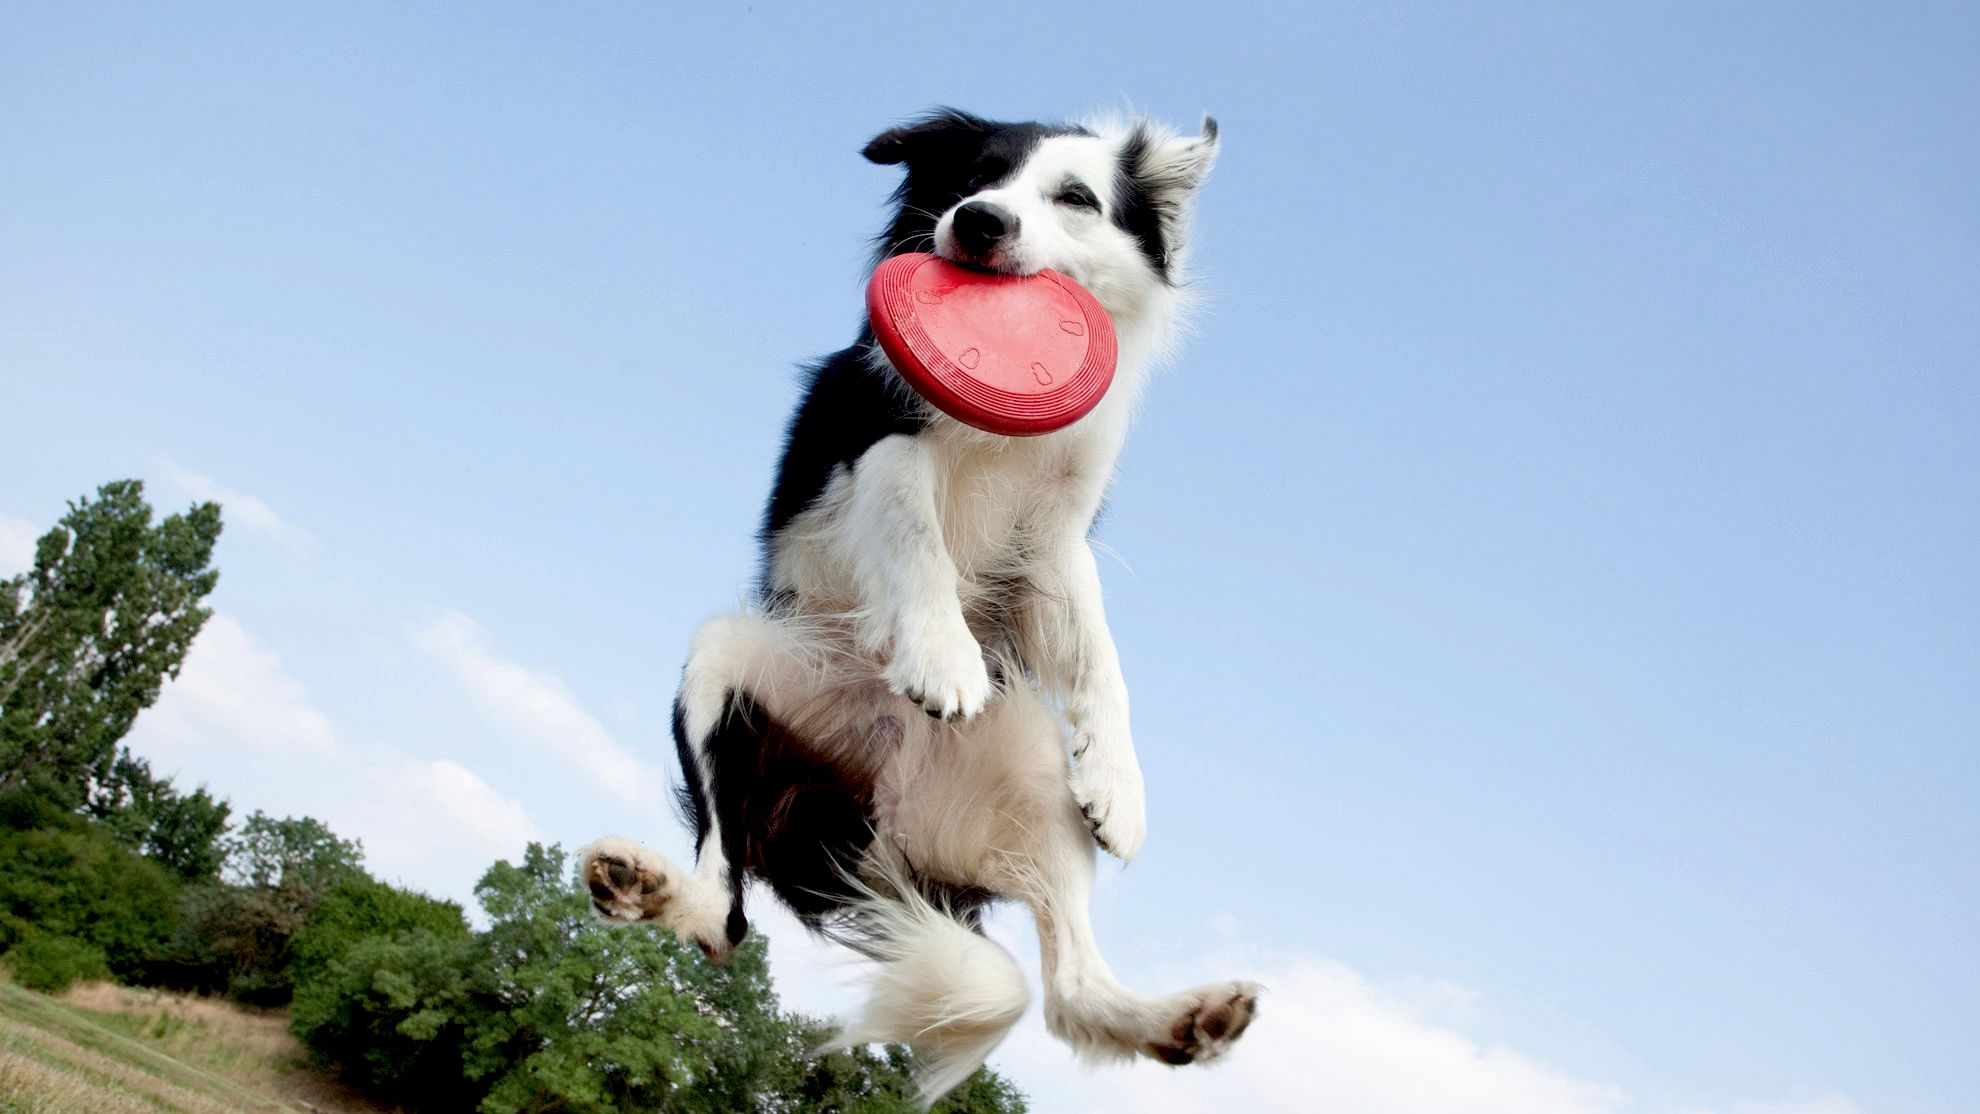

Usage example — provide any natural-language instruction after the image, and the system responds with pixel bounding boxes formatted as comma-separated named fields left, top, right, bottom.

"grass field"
left=0, top=977, right=391, bottom=1114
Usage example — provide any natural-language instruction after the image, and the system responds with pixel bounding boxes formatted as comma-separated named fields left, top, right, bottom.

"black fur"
left=756, top=330, right=925, bottom=585
left=1114, top=127, right=1169, bottom=283
left=702, top=691, right=885, bottom=932
left=670, top=696, right=708, bottom=847
left=1115, top=116, right=1216, bottom=285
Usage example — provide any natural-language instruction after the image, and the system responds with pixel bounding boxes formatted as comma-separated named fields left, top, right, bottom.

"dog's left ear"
left=1128, top=114, right=1220, bottom=199
left=1119, top=116, right=1220, bottom=279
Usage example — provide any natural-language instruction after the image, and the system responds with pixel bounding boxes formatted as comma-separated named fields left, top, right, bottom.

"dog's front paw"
left=1069, top=735, right=1147, bottom=861
left=578, top=837, right=734, bottom=960
left=885, top=612, right=993, bottom=721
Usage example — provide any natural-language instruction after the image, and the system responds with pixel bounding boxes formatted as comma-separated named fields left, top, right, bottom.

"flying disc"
left=866, top=253, right=1117, bottom=436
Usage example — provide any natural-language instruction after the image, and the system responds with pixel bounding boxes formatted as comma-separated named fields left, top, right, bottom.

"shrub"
left=6, top=932, right=111, bottom=993
left=290, top=929, right=481, bottom=1107
left=0, top=822, right=178, bottom=981
left=287, top=875, right=467, bottom=991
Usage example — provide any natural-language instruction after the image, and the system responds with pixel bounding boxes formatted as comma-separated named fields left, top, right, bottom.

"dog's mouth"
left=936, top=246, right=1036, bottom=278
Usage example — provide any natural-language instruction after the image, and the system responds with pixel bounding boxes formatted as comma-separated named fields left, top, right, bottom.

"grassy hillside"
left=0, top=978, right=390, bottom=1114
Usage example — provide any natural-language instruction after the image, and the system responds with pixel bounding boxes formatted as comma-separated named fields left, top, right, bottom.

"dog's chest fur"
left=766, top=371, right=1130, bottom=629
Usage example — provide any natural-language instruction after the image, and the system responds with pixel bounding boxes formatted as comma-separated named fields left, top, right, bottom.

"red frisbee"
left=867, top=253, right=1117, bottom=436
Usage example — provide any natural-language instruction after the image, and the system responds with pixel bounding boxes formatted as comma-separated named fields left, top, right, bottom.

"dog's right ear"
left=863, top=108, right=995, bottom=166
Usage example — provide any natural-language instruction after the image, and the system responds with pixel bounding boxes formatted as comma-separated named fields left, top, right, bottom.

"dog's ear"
left=863, top=108, right=995, bottom=167
left=1117, top=115, right=1220, bottom=280
left=1128, top=114, right=1220, bottom=199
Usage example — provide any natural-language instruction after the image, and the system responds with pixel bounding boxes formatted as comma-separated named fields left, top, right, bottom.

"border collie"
left=582, top=108, right=1255, bottom=1102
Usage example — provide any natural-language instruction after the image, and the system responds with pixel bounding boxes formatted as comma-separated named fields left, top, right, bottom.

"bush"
left=290, top=929, right=481, bottom=1107
left=287, top=875, right=467, bottom=992
left=0, top=822, right=178, bottom=981
left=5, top=932, right=111, bottom=993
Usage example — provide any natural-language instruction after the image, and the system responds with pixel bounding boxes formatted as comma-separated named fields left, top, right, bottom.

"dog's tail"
left=817, top=867, right=1029, bottom=1107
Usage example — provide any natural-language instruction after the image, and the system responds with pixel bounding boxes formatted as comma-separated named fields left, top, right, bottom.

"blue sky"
left=3, top=4, right=1975, bottom=1112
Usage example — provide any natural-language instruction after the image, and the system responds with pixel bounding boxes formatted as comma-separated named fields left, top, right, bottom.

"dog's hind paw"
left=1146, top=982, right=1261, bottom=1066
left=1068, top=734, right=1147, bottom=862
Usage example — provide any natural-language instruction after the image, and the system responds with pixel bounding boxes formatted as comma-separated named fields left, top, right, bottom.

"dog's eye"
left=1055, top=183, right=1100, bottom=212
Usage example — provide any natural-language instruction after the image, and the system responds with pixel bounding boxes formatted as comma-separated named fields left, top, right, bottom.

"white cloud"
left=125, top=612, right=539, bottom=901
left=347, top=753, right=542, bottom=898
left=0, top=513, right=39, bottom=577
left=409, top=611, right=668, bottom=814
left=156, top=460, right=313, bottom=551
left=752, top=905, right=1859, bottom=1114
left=134, top=613, right=338, bottom=761
left=976, top=938, right=1627, bottom=1114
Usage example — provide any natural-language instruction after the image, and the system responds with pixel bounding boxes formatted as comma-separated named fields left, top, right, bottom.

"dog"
left=582, top=108, right=1256, bottom=1102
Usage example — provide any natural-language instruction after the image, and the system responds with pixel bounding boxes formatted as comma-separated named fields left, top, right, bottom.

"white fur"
left=818, top=856, right=1031, bottom=1104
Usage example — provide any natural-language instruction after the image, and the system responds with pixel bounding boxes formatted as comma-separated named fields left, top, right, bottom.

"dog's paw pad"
left=1145, top=983, right=1260, bottom=1066
left=581, top=840, right=669, bottom=922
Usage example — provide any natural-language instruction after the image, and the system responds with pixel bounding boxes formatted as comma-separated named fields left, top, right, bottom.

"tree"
left=287, top=874, right=468, bottom=991
left=224, top=810, right=364, bottom=893
left=777, top=1015, right=1030, bottom=1114
left=290, top=927, right=483, bottom=1106
left=0, top=480, right=221, bottom=807
left=467, top=843, right=762, bottom=1114
left=171, top=810, right=369, bottom=1004
left=84, top=748, right=232, bottom=882
left=289, top=842, right=1029, bottom=1113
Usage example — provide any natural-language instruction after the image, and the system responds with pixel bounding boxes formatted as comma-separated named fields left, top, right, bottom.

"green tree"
left=4, top=931, right=112, bottom=993
left=468, top=843, right=765, bottom=1114
left=224, top=810, right=364, bottom=893
left=290, top=842, right=1029, bottom=1113
left=287, top=874, right=468, bottom=991
left=778, top=1016, right=1029, bottom=1114
left=290, top=927, right=482, bottom=1106
left=84, top=748, right=232, bottom=882
left=0, top=480, right=221, bottom=808
left=173, top=811, right=369, bottom=1004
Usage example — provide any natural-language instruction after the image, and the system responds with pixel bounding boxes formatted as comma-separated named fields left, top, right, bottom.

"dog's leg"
left=837, top=433, right=992, bottom=721
left=887, top=686, right=1258, bottom=1067
left=582, top=613, right=819, bottom=959
left=1021, top=535, right=1146, bottom=861
left=1021, top=803, right=1259, bottom=1065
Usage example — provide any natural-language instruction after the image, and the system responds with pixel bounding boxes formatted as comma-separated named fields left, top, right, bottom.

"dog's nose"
left=952, top=201, right=1018, bottom=256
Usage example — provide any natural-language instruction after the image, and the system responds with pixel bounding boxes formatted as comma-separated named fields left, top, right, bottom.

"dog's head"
left=864, top=109, right=1218, bottom=317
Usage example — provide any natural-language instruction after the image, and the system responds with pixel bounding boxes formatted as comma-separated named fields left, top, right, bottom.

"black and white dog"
left=582, top=109, right=1255, bottom=1101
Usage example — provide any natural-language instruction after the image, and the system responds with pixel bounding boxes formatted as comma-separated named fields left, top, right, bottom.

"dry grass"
left=0, top=978, right=393, bottom=1114
left=0, top=1010, right=264, bottom=1114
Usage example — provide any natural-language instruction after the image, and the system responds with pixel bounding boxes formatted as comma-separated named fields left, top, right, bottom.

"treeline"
left=0, top=482, right=1026, bottom=1113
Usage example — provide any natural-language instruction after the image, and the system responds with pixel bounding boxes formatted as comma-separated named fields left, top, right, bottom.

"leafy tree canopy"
left=0, top=480, right=221, bottom=808
left=225, top=810, right=364, bottom=894
left=84, top=748, right=232, bottom=882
